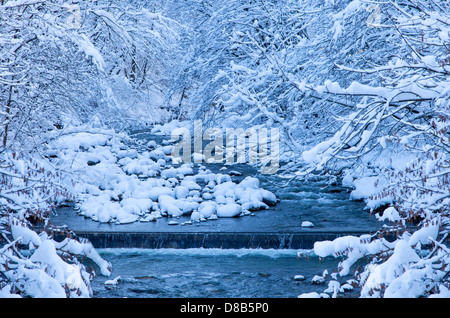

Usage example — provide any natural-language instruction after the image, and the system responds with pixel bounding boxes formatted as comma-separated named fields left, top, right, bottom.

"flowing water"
left=91, top=248, right=354, bottom=298
left=51, top=130, right=384, bottom=298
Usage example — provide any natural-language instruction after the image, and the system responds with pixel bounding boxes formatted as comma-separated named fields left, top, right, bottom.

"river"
left=50, top=129, right=384, bottom=298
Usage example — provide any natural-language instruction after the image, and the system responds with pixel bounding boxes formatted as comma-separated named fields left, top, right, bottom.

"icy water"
left=91, top=248, right=350, bottom=298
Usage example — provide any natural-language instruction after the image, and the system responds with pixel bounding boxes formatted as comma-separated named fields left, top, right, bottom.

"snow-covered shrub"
left=297, top=0, right=450, bottom=298
left=1, top=217, right=111, bottom=298
left=0, top=150, right=111, bottom=298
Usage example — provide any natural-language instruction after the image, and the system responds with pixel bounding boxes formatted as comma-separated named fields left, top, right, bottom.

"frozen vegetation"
left=1, top=0, right=450, bottom=298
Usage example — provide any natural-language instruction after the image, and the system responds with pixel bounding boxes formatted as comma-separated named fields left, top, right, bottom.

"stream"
left=91, top=248, right=358, bottom=298
left=51, top=129, right=384, bottom=298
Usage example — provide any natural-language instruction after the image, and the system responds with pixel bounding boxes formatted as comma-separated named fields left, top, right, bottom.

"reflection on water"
left=91, top=248, right=351, bottom=298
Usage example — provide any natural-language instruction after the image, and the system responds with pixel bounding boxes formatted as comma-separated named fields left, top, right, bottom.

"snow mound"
left=46, top=130, right=277, bottom=226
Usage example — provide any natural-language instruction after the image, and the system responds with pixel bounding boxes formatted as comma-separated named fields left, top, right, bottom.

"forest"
left=0, top=0, right=449, bottom=298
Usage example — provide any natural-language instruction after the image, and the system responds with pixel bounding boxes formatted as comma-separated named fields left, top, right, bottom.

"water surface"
left=92, top=248, right=349, bottom=298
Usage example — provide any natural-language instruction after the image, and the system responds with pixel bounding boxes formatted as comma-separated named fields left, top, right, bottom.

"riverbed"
left=50, top=130, right=384, bottom=298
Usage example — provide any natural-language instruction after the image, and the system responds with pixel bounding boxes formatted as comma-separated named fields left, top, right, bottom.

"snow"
left=74, top=34, right=105, bottom=71
left=14, top=266, right=67, bottom=298
left=301, top=221, right=315, bottom=228
left=314, top=234, right=391, bottom=276
left=29, top=240, right=89, bottom=295
left=377, top=207, right=401, bottom=222
left=408, top=221, right=440, bottom=247
left=46, top=129, right=277, bottom=226
left=0, top=285, right=21, bottom=298
left=429, top=285, right=450, bottom=298
left=190, top=211, right=202, bottom=221
left=2, top=0, right=449, bottom=299
left=312, top=225, right=446, bottom=298
left=159, top=194, right=183, bottom=217
left=216, top=203, right=242, bottom=218
left=0, top=0, right=43, bottom=9
left=349, top=175, right=393, bottom=210
left=361, top=240, right=421, bottom=297
left=11, top=220, right=41, bottom=247
left=104, top=276, right=121, bottom=285
left=298, top=292, right=321, bottom=298
left=2, top=235, right=106, bottom=298
left=349, top=176, right=383, bottom=201
left=198, top=202, right=217, bottom=219
left=311, top=275, right=326, bottom=284
left=55, top=238, right=111, bottom=277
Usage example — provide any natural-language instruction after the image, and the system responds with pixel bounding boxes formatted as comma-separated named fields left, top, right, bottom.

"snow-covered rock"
left=301, top=221, right=315, bottom=228
left=44, top=129, right=278, bottom=228
left=104, top=276, right=121, bottom=286
left=158, top=195, right=183, bottom=217
left=311, top=275, right=326, bottom=284
left=216, top=203, right=242, bottom=217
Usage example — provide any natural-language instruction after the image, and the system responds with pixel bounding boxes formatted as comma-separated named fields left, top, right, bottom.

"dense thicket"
left=1, top=0, right=449, bottom=297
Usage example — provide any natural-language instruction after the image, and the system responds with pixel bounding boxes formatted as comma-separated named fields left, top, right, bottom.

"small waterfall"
left=74, top=231, right=372, bottom=249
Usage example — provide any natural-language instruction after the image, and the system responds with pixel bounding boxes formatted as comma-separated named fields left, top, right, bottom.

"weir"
left=73, top=231, right=374, bottom=249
